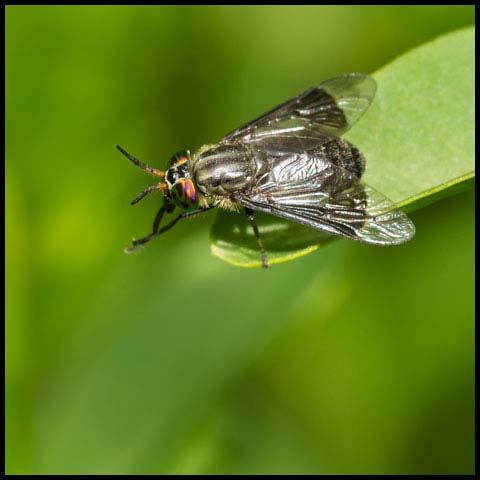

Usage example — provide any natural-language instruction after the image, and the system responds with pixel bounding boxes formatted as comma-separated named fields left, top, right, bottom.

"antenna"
left=117, top=145, right=165, bottom=178
left=117, top=145, right=167, bottom=205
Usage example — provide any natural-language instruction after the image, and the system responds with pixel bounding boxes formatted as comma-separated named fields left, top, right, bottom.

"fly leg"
left=124, top=204, right=166, bottom=254
left=124, top=206, right=212, bottom=254
left=245, top=207, right=269, bottom=269
left=124, top=201, right=173, bottom=253
left=152, top=202, right=175, bottom=233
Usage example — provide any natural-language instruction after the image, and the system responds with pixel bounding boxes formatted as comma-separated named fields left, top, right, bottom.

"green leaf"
left=210, top=27, right=475, bottom=268
left=34, top=235, right=335, bottom=474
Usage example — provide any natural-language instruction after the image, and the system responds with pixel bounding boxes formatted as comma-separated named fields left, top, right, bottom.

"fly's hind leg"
left=245, top=207, right=269, bottom=269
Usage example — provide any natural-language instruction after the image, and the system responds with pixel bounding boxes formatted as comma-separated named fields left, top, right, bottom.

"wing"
left=221, top=73, right=377, bottom=143
left=234, top=151, right=415, bottom=246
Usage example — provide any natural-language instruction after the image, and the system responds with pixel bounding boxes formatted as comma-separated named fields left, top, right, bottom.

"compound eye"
left=169, top=150, right=189, bottom=167
left=170, top=179, right=197, bottom=209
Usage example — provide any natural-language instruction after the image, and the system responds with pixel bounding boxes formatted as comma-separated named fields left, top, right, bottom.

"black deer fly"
left=118, top=73, right=415, bottom=268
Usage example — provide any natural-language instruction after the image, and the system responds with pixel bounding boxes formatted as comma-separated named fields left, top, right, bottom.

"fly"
left=118, top=73, right=415, bottom=268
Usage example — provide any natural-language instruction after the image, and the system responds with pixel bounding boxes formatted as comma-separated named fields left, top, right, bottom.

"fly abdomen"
left=193, top=143, right=257, bottom=196
left=319, top=138, right=366, bottom=179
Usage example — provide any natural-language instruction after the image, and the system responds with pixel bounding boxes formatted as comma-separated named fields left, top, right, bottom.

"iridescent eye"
left=169, top=150, right=189, bottom=167
left=170, top=179, right=197, bottom=209
left=183, top=179, right=197, bottom=205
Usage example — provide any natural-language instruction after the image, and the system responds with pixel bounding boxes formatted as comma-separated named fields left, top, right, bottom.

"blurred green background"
left=6, top=6, right=474, bottom=475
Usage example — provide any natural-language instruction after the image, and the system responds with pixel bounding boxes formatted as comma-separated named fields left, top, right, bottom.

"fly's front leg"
left=152, top=201, right=175, bottom=233
left=125, top=201, right=173, bottom=254
left=124, top=206, right=213, bottom=254
left=245, top=207, right=269, bottom=269
left=153, top=206, right=213, bottom=237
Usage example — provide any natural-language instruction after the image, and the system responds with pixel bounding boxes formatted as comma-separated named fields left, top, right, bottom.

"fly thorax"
left=192, top=143, right=257, bottom=196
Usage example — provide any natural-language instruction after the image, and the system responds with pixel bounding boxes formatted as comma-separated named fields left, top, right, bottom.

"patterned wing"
left=234, top=146, right=415, bottom=246
left=221, top=73, right=376, bottom=143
